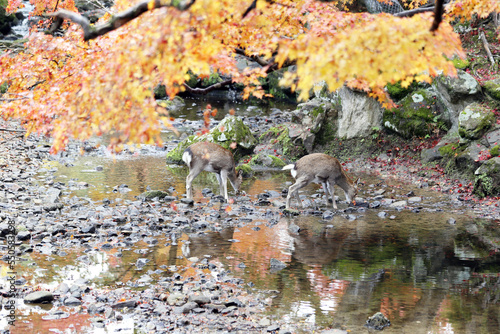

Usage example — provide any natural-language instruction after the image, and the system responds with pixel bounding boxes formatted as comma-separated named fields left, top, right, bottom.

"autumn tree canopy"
left=1, top=0, right=499, bottom=152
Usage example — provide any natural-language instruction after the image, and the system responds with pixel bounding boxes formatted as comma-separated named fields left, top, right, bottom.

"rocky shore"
left=0, top=108, right=499, bottom=334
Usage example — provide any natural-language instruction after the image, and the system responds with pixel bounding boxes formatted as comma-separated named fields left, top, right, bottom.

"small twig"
left=0, top=128, right=26, bottom=133
left=182, top=79, right=233, bottom=95
left=480, top=30, right=496, bottom=67
left=0, top=97, right=29, bottom=102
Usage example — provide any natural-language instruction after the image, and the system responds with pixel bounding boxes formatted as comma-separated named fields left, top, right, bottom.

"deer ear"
left=355, top=178, right=360, bottom=185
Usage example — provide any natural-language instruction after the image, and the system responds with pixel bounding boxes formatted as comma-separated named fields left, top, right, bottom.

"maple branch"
left=394, top=5, right=439, bottom=18
left=182, top=79, right=233, bottom=95
left=234, top=48, right=271, bottom=67
left=242, top=0, right=257, bottom=19
left=47, top=0, right=196, bottom=40
left=430, top=0, right=444, bottom=32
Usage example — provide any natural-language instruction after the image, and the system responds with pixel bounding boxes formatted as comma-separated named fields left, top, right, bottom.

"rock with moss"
left=139, top=190, right=171, bottom=200
left=256, top=124, right=306, bottom=164
left=490, top=145, right=500, bottom=157
left=157, top=96, right=185, bottom=112
left=458, top=103, right=495, bottom=140
left=236, top=164, right=254, bottom=177
left=153, top=84, right=168, bottom=100
left=249, top=153, right=286, bottom=169
left=386, top=80, right=420, bottom=101
left=421, top=134, right=460, bottom=163
left=454, top=142, right=488, bottom=175
left=432, top=69, right=482, bottom=131
left=482, top=78, right=500, bottom=101
left=0, top=0, right=18, bottom=35
left=383, top=89, right=447, bottom=138
left=451, top=56, right=470, bottom=70
left=165, top=115, right=256, bottom=164
left=288, top=98, right=331, bottom=152
left=473, top=157, right=500, bottom=198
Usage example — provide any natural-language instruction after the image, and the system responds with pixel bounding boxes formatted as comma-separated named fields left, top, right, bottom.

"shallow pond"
left=2, top=149, right=500, bottom=334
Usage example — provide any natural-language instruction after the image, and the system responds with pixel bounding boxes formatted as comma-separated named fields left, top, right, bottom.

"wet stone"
left=322, top=210, right=334, bottom=220
left=174, top=301, right=198, bottom=314
left=16, top=231, right=31, bottom=241
left=369, top=201, right=381, bottom=208
left=378, top=211, right=388, bottom=218
left=270, top=258, right=287, bottom=270
left=24, top=291, right=54, bottom=304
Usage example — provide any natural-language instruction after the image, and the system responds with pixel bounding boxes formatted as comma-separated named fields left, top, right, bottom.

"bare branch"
left=394, top=6, right=434, bottom=17
left=234, top=48, right=272, bottom=67
left=242, top=0, right=257, bottom=19
left=480, top=31, right=496, bottom=67
left=47, top=0, right=196, bottom=40
left=182, top=79, right=233, bottom=95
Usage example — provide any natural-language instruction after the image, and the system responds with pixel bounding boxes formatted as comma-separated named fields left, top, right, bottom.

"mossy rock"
left=451, top=56, right=470, bottom=70
left=438, top=141, right=464, bottom=158
left=482, top=78, right=500, bottom=101
left=249, top=153, right=286, bottom=168
left=139, top=190, right=171, bottom=200
left=258, top=124, right=306, bottom=161
left=153, top=84, right=168, bottom=100
left=490, top=145, right=500, bottom=157
left=458, top=103, right=496, bottom=140
left=261, top=66, right=296, bottom=101
left=383, top=89, right=447, bottom=138
left=386, top=80, right=420, bottom=101
left=236, top=164, right=254, bottom=177
left=157, top=96, right=185, bottom=111
left=473, top=157, right=500, bottom=198
left=165, top=115, right=257, bottom=164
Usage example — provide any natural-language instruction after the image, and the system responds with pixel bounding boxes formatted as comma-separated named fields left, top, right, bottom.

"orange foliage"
left=1, top=0, right=498, bottom=152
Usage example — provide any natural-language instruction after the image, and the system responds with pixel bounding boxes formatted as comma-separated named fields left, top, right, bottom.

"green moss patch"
left=383, top=89, right=446, bottom=139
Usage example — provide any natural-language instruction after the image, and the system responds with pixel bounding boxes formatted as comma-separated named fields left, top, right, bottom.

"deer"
left=182, top=142, right=242, bottom=201
left=282, top=153, right=359, bottom=210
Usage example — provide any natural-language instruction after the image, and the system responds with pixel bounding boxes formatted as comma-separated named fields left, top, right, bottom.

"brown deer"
left=282, top=153, right=359, bottom=209
left=182, top=142, right=242, bottom=200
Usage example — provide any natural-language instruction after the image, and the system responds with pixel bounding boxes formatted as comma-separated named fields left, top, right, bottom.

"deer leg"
left=215, top=173, right=224, bottom=197
left=328, top=181, right=337, bottom=209
left=186, top=166, right=203, bottom=199
left=322, top=182, right=329, bottom=206
left=287, top=177, right=309, bottom=209
left=220, top=170, right=229, bottom=200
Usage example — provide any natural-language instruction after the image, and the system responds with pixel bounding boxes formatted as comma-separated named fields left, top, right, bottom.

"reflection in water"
left=27, top=153, right=500, bottom=333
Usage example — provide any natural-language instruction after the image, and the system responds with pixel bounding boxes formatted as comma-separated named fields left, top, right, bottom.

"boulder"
left=254, top=124, right=306, bottom=163
left=337, top=87, right=383, bottom=139
left=248, top=153, right=286, bottom=168
left=482, top=78, right=500, bottom=101
left=473, top=157, right=500, bottom=198
left=484, top=128, right=500, bottom=148
left=287, top=98, right=329, bottom=153
left=454, top=142, right=488, bottom=174
left=383, top=89, right=446, bottom=138
left=432, top=70, right=482, bottom=131
left=458, top=103, right=496, bottom=140
left=24, top=291, right=54, bottom=304
left=165, top=115, right=256, bottom=163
